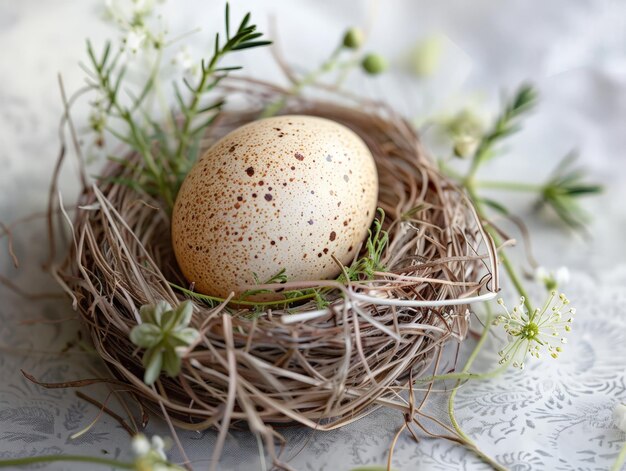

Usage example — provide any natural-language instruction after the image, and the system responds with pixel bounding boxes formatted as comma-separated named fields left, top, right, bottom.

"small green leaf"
left=481, top=198, right=510, bottom=216
left=130, top=324, right=162, bottom=348
left=160, top=309, right=179, bottom=332
left=143, top=348, right=163, bottom=385
left=162, top=348, right=182, bottom=377
left=176, top=301, right=194, bottom=327
left=170, top=328, right=199, bottom=346
left=225, top=2, right=230, bottom=40
left=238, top=13, right=251, bottom=33
left=231, top=40, right=272, bottom=51
left=140, top=301, right=171, bottom=325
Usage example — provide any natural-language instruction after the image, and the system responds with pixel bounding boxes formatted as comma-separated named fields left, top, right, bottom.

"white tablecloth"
left=1, top=1, right=625, bottom=469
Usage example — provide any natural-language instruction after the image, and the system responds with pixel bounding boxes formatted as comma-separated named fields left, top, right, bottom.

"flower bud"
left=410, top=35, right=443, bottom=78
left=342, top=27, right=364, bottom=49
left=453, top=135, right=479, bottom=159
left=361, top=53, right=387, bottom=75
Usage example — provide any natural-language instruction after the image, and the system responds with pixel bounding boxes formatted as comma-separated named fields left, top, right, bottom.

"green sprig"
left=130, top=300, right=199, bottom=385
left=471, top=152, right=602, bottom=232
left=340, top=209, right=389, bottom=281
left=467, top=84, right=537, bottom=179
left=537, top=152, right=603, bottom=231
left=172, top=5, right=271, bottom=176
left=84, top=3, right=270, bottom=209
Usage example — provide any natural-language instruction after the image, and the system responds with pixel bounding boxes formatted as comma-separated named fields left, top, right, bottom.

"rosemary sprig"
left=84, top=3, right=270, bottom=209
left=537, top=152, right=603, bottom=231
left=172, top=4, right=271, bottom=176
left=466, top=84, right=537, bottom=180
left=472, top=152, right=602, bottom=231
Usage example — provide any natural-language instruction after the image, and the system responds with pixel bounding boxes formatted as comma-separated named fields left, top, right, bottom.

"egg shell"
left=171, top=115, right=379, bottom=298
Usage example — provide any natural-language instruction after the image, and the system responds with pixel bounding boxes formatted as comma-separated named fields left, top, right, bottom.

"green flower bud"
left=453, top=135, right=480, bottom=159
left=410, top=35, right=444, bottom=78
left=361, top=53, right=387, bottom=75
left=342, top=27, right=364, bottom=49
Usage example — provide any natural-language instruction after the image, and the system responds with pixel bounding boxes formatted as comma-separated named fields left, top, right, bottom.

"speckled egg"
left=171, top=115, right=378, bottom=298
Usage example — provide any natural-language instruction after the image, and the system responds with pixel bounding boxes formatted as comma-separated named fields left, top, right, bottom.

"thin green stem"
left=334, top=57, right=360, bottom=87
left=93, top=61, right=171, bottom=205
left=611, top=440, right=626, bottom=471
left=474, top=180, right=543, bottom=192
left=500, top=249, right=532, bottom=311
left=465, top=158, right=481, bottom=184
left=438, top=160, right=465, bottom=181
left=170, top=282, right=319, bottom=307
left=447, top=304, right=506, bottom=471
left=418, top=359, right=510, bottom=384
left=173, top=66, right=213, bottom=161
left=0, top=455, right=134, bottom=469
left=466, top=183, right=533, bottom=312
left=262, top=45, right=344, bottom=118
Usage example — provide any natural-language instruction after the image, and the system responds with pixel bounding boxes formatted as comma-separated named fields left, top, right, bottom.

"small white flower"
left=614, top=403, right=626, bottom=433
left=535, top=266, right=570, bottom=291
left=132, top=434, right=184, bottom=470
left=133, top=0, right=148, bottom=13
left=493, top=292, right=575, bottom=369
left=172, top=46, right=197, bottom=76
left=104, top=0, right=165, bottom=54
left=151, top=435, right=167, bottom=460
left=555, top=267, right=570, bottom=285
left=131, top=434, right=151, bottom=456
left=534, top=266, right=548, bottom=283
left=124, top=29, right=147, bottom=54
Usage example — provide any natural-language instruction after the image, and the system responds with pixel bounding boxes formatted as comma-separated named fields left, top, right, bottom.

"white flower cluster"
left=104, top=0, right=166, bottom=56
left=493, top=291, right=575, bottom=369
left=132, top=434, right=184, bottom=471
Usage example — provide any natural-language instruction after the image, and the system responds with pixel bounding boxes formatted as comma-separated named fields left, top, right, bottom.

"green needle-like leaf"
left=471, top=84, right=538, bottom=170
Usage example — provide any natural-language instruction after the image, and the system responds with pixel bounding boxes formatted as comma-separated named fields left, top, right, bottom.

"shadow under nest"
left=52, top=86, right=498, bottom=445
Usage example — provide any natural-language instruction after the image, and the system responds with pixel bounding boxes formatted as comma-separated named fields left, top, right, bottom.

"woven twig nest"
left=55, top=87, right=497, bottom=439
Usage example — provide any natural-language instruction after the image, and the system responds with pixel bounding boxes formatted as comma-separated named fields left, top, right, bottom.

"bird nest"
left=52, top=85, right=498, bottom=454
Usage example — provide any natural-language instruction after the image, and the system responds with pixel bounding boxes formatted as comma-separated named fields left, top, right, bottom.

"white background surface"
left=1, top=1, right=625, bottom=470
